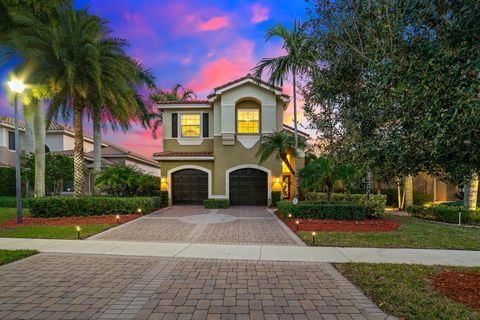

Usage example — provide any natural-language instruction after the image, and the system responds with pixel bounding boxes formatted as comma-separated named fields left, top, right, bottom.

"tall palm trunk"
left=292, top=68, right=300, bottom=202
left=467, top=174, right=478, bottom=210
left=92, top=108, right=102, bottom=195
left=73, top=104, right=85, bottom=196
left=24, top=114, right=35, bottom=154
left=463, top=182, right=470, bottom=208
left=404, top=175, right=414, bottom=208
left=33, top=101, right=45, bottom=197
left=23, top=110, right=35, bottom=196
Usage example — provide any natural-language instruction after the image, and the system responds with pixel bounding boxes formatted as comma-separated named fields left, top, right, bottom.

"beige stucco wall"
left=163, top=139, right=213, bottom=152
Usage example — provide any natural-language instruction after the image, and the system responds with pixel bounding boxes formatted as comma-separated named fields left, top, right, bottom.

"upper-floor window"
left=237, top=109, right=259, bottom=134
left=181, top=114, right=201, bottom=137
left=8, top=131, right=15, bottom=150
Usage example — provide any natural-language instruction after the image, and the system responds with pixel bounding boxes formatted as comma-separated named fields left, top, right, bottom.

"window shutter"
left=202, top=113, right=209, bottom=138
left=172, top=113, right=178, bottom=138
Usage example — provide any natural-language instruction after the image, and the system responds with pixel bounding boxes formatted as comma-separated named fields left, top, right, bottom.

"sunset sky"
left=0, top=0, right=311, bottom=158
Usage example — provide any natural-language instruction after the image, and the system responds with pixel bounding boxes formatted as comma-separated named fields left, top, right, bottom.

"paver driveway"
left=0, top=253, right=392, bottom=320
left=91, top=206, right=303, bottom=246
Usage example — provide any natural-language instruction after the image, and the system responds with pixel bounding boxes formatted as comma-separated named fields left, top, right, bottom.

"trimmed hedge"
left=0, top=167, right=15, bottom=196
left=204, top=199, right=230, bottom=209
left=277, top=201, right=367, bottom=221
left=406, top=204, right=480, bottom=225
left=0, top=197, right=30, bottom=208
left=305, top=192, right=386, bottom=217
left=29, top=196, right=165, bottom=218
left=271, top=191, right=281, bottom=206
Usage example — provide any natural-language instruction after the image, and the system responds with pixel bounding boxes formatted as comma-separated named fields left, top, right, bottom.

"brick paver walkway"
left=0, top=253, right=393, bottom=320
left=91, top=206, right=302, bottom=246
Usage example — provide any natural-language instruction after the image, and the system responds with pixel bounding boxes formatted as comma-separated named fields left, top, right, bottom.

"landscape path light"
left=76, top=226, right=81, bottom=240
left=116, top=215, right=120, bottom=224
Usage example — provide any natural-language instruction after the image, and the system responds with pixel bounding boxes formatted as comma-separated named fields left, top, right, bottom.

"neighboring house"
left=153, top=74, right=309, bottom=206
left=0, top=116, right=160, bottom=194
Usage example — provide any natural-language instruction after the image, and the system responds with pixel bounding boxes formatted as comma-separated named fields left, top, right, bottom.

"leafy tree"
left=256, top=131, right=306, bottom=175
left=253, top=19, right=316, bottom=201
left=22, top=153, right=73, bottom=195
left=148, top=84, right=197, bottom=139
left=95, top=165, right=159, bottom=196
left=304, top=0, right=480, bottom=209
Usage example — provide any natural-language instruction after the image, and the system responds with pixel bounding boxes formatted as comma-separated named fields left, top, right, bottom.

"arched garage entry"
left=171, top=169, right=208, bottom=205
left=229, top=168, right=268, bottom=206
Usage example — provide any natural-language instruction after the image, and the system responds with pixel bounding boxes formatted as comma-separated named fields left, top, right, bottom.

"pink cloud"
left=251, top=4, right=269, bottom=24
left=197, top=16, right=229, bottom=31
left=187, top=40, right=255, bottom=93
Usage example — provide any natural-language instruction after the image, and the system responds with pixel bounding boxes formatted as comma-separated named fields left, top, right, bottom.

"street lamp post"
left=8, top=79, right=25, bottom=224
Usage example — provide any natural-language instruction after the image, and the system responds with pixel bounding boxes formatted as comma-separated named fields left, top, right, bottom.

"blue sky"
left=0, top=0, right=310, bottom=157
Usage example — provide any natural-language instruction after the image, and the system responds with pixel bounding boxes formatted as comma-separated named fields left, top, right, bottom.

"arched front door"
left=172, top=169, right=208, bottom=205
left=229, top=168, right=268, bottom=206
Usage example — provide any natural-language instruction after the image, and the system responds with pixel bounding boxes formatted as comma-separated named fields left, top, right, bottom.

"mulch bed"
left=0, top=214, right=142, bottom=228
left=431, top=271, right=480, bottom=311
left=275, top=212, right=400, bottom=232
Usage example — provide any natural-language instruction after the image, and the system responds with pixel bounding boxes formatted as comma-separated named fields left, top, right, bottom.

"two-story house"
left=153, top=74, right=309, bottom=206
left=0, top=116, right=160, bottom=194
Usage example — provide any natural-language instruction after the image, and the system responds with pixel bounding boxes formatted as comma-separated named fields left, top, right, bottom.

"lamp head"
left=8, top=79, right=25, bottom=94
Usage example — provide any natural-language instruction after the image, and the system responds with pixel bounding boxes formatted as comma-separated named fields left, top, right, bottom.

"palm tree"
left=87, top=38, right=155, bottom=192
left=10, top=7, right=106, bottom=196
left=256, top=131, right=305, bottom=176
left=148, top=84, right=196, bottom=139
left=2, top=1, right=70, bottom=197
left=252, top=19, right=316, bottom=202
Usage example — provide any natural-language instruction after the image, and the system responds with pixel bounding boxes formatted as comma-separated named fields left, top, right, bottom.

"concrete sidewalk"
left=1, top=237, right=480, bottom=266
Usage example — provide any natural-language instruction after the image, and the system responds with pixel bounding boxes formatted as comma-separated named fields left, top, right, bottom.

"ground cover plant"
left=336, top=263, right=480, bottom=320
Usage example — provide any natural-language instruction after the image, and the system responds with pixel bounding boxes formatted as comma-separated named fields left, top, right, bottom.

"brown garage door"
left=229, top=168, right=268, bottom=206
left=172, top=169, right=208, bottom=205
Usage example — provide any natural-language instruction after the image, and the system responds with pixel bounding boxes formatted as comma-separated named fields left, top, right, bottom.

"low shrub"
left=0, top=167, right=16, bottom=196
left=271, top=191, right=281, bottom=206
left=29, top=196, right=166, bottom=218
left=204, top=199, right=230, bottom=209
left=0, top=196, right=30, bottom=208
left=305, top=192, right=386, bottom=217
left=406, top=204, right=480, bottom=225
left=277, top=201, right=367, bottom=221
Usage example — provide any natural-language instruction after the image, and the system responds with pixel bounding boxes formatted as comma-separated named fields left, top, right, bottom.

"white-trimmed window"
left=180, top=114, right=201, bottom=137
left=237, top=109, right=259, bottom=134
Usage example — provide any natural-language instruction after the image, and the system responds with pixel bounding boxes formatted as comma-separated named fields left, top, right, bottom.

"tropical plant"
left=148, top=84, right=197, bottom=139
left=95, top=165, right=159, bottom=197
left=256, top=131, right=305, bottom=175
left=301, top=157, right=340, bottom=201
left=22, top=153, right=73, bottom=195
left=87, top=36, right=155, bottom=193
left=253, top=19, right=316, bottom=201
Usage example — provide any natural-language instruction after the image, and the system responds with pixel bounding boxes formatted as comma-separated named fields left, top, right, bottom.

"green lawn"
left=0, top=224, right=113, bottom=239
left=298, top=215, right=480, bottom=250
left=0, top=208, right=114, bottom=239
left=335, top=263, right=480, bottom=320
left=0, top=249, right=38, bottom=266
left=0, top=207, right=30, bottom=224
